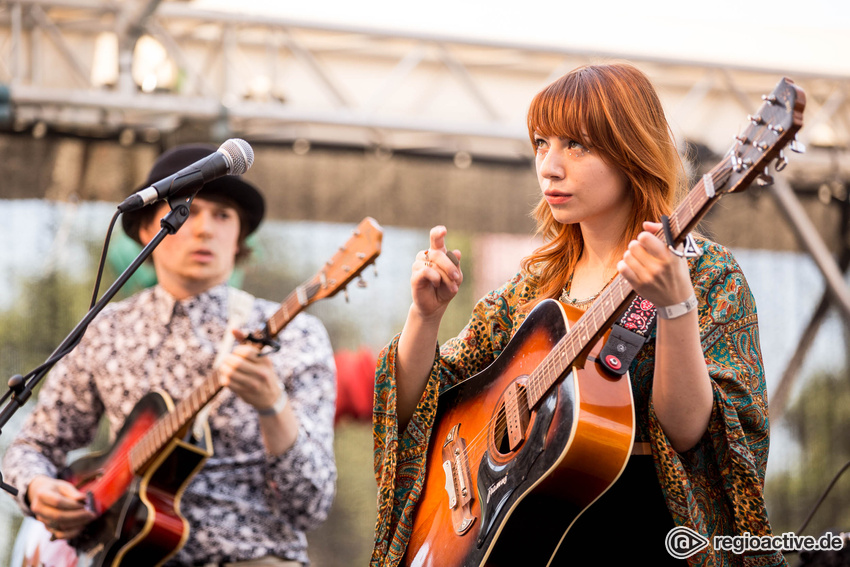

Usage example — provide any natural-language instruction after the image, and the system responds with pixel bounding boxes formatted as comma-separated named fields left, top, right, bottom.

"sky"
left=194, top=0, right=850, bottom=76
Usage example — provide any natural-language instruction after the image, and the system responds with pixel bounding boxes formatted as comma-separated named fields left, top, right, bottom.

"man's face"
left=137, top=196, right=241, bottom=298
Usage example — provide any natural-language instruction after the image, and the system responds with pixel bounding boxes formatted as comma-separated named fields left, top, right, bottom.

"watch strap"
left=258, top=388, right=289, bottom=416
left=657, top=293, right=698, bottom=320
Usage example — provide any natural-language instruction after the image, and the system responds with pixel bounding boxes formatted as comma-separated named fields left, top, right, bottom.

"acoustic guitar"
left=15, top=217, right=383, bottom=567
left=401, top=79, right=805, bottom=566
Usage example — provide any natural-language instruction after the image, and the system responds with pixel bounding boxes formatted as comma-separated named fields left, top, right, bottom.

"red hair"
left=521, top=62, right=687, bottom=301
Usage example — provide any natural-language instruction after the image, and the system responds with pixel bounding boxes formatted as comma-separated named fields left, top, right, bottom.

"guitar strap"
left=598, top=295, right=657, bottom=375
left=192, top=287, right=256, bottom=442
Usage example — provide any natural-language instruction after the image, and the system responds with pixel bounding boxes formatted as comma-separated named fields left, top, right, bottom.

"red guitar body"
left=65, top=391, right=210, bottom=566
left=402, top=299, right=635, bottom=567
left=19, top=391, right=210, bottom=567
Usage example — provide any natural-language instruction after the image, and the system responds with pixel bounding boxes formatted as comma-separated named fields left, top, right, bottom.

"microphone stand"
left=0, top=195, right=195, bottom=497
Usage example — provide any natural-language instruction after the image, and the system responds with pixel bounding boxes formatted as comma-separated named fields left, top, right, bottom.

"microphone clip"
left=159, top=194, right=195, bottom=235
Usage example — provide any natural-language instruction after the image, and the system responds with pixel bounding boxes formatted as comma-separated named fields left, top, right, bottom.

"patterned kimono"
left=372, top=238, right=786, bottom=567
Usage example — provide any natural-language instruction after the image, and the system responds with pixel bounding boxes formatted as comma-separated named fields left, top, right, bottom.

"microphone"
left=117, top=138, right=254, bottom=213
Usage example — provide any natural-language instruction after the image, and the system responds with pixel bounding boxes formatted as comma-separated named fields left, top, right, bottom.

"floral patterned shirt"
left=372, top=238, right=785, bottom=567
left=3, top=283, right=337, bottom=566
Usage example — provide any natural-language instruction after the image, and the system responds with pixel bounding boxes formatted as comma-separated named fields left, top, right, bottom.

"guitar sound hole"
left=493, top=384, right=531, bottom=455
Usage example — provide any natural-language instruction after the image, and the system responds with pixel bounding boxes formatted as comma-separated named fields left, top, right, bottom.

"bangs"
left=527, top=76, right=590, bottom=147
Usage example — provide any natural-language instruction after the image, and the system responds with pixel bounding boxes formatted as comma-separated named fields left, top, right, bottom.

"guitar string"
left=94, top=375, right=219, bottom=507
left=128, top=369, right=225, bottom=471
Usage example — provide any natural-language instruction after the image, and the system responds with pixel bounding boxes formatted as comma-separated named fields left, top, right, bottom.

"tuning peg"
left=761, top=94, right=779, bottom=105
left=735, top=134, right=749, bottom=145
left=748, top=114, right=764, bottom=125
left=790, top=138, right=806, bottom=154
left=774, top=150, right=788, bottom=172
left=357, top=276, right=368, bottom=288
left=756, top=167, right=774, bottom=187
left=731, top=154, right=744, bottom=173
left=731, top=153, right=754, bottom=173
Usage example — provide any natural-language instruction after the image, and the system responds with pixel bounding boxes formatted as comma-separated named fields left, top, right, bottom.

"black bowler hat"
left=121, top=143, right=265, bottom=244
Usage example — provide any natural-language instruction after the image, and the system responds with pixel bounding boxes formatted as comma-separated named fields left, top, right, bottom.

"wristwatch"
left=257, top=388, right=289, bottom=416
left=657, top=293, right=698, bottom=320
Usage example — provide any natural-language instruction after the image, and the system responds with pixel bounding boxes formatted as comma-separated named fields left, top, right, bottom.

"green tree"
left=765, top=369, right=850, bottom=542
left=0, top=267, right=98, bottom=567
left=0, top=269, right=95, bottom=394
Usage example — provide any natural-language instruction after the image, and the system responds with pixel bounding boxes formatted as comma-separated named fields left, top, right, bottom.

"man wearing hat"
left=3, top=144, right=337, bottom=566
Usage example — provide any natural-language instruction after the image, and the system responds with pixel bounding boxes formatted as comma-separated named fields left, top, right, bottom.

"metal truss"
left=1, top=0, right=849, bottom=173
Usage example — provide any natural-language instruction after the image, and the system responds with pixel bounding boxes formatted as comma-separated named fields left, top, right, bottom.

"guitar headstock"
left=310, top=216, right=383, bottom=303
left=722, top=77, right=806, bottom=194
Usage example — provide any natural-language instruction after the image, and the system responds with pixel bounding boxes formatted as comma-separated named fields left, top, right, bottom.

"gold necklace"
left=559, top=272, right=616, bottom=309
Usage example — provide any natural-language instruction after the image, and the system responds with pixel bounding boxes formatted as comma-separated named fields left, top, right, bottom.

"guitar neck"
left=266, top=278, right=322, bottom=336
left=526, top=161, right=734, bottom=408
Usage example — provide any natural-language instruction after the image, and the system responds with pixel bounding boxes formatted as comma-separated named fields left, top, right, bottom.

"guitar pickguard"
left=475, top=387, right=559, bottom=547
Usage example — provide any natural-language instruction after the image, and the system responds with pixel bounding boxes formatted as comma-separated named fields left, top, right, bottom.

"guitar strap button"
left=604, top=355, right=622, bottom=371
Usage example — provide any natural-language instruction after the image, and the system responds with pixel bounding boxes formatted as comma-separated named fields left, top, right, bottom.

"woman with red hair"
left=372, top=63, right=783, bottom=566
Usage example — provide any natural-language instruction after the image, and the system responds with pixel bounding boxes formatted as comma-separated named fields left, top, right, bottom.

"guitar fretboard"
left=268, top=281, right=320, bottom=336
left=128, top=372, right=224, bottom=473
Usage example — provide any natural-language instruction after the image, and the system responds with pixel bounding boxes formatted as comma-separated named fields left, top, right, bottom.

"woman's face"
left=534, top=133, right=633, bottom=231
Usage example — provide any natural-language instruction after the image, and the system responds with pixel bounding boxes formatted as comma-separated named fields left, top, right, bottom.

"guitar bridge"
left=441, top=423, right=476, bottom=535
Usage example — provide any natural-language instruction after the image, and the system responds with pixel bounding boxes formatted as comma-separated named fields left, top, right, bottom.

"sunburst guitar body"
left=403, top=299, right=634, bottom=567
